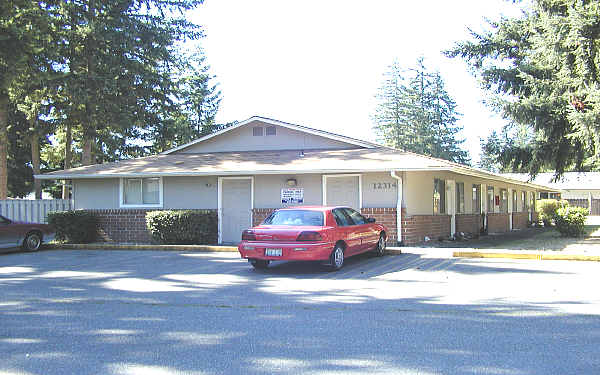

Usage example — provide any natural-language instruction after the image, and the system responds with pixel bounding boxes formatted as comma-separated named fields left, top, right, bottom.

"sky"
left=189, top=0, right=526, bottom=164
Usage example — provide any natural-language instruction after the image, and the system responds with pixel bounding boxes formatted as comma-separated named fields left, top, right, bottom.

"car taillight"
left=241, top=230, right=256, bottom=241
left=296, top=231, right=323, bottom=241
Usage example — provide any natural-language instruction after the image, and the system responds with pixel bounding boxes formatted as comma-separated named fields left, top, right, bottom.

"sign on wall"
left=281, top=188, right=304, bottom=204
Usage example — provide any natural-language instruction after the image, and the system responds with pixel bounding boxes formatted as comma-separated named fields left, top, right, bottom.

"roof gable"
left=162, top=116, right=381, bottom=154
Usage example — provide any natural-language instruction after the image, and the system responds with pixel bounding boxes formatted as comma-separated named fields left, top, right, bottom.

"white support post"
left=390, top=171, right=403, bottom=245
left=447, top=179, right=456, bottom=237
left=528, top=191, right=533, bottom=222
left=508, top=188, right=514, bottom=231
left=481, top=183, right=487, bottom=230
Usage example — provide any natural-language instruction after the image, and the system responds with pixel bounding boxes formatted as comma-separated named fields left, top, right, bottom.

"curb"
left=453, top=251, right=600, bottom=262
left=49, top=244, right=239, bottom=252
left=48, top=244, right=404, bottom=256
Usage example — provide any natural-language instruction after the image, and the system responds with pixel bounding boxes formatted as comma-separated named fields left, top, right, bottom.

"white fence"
left=0, top=199, right=72, bottom=223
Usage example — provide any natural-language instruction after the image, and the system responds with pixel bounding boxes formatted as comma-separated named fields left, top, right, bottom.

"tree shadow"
left=0, top=250, right=598, bottom=375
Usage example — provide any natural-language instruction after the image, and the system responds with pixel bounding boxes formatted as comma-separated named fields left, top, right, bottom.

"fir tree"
left=373, top=58, right=470, bottom=164
left=447, top=0, right=600, bottom=178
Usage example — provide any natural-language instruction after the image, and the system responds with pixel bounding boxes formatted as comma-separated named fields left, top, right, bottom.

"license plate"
left=265, top=248, right=282, bottom=256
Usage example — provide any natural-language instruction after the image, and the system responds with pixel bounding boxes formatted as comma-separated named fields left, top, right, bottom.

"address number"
left=372, top=182, right=397, bottom=190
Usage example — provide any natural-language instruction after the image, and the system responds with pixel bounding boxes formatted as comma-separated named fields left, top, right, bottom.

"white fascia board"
left=448, top=167, right=563, bottom=193
left=160, top=116, right=381, bottom=155
left=36, top=166, right=561, bottom=192
left=34, top=167, right=454, bottom=180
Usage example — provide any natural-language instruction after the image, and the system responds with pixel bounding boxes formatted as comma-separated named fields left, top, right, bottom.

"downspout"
left=390, top=171, right=403, bottom=245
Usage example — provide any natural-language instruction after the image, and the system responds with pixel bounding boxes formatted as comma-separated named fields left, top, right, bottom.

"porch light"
left=287, top=178, right=297, bottom=187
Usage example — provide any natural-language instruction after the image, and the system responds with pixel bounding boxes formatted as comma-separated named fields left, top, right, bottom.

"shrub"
left=47, top=210, right=98, bottom=243
left=536, top=199, right=568, bottom=226
left=553, top=206, right=588, bottom=237
left=146, top=210, right=218, bottom=245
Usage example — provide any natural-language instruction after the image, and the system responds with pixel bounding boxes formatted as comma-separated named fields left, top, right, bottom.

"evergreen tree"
left=0, top=0, right=60, bottom=199
left=447, top=0, right=600, bottom=178
left=373, top=58, right=470, bottom=164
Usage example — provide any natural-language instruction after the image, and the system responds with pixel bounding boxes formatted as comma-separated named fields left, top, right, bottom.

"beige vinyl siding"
left=403, top=171, right=538, bottom=216
left=74, top=179, right=120, bottom=209
left=254, top=174, right=323, bottom=209
left=177, top=124, right=361, bottom=153
left=163, top=176, right=218, bottom=209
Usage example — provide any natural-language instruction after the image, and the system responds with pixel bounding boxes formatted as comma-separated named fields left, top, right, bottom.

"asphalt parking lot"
left=1, top=249, right=600, bottom=374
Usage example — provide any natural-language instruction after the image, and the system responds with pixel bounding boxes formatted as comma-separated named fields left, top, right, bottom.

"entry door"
left=326, top=176, right=360, bottom=209
left=220, top=178, right=252, bottom=244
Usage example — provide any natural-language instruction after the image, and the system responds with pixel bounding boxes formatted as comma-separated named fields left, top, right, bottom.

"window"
left=252, top=127, right=263, bottom=136
left=433, top=179, right=446, bottom=214
left=265, top=126, right=276, bottom=136
left=487, top=186, right=494, bottom=213
left=500, top=188, right=508, bottom=213
left=512, top=190, right=518, bottom=212
left=122, top=177, right=161, bottom=206
left=522, top=191, right=528, bottom=212
left=456, top=182, right=465, bottom=213
left=343, top=208, right=367, bottom=225
left=263, top=210, right=323, bottom=226
left=332, top=209, right=352, bottom=227
left=472, top=184, right=481, bottom=214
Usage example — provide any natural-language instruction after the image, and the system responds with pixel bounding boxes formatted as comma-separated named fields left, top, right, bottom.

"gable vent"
left=265, top=126, right=276, bottom=136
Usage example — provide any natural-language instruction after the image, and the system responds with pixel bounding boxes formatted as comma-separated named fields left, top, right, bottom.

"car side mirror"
left=366, top=217, right=376, bottom=223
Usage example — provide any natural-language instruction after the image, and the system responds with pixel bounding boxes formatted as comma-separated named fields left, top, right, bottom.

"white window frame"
left=119, top=177, right=164, bottom=208
left=322, top=174, right=362, bottom=209
left=218, top=176, right=254, bottom=244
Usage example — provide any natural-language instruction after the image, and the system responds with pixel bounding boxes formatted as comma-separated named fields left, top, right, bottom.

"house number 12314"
left=372, top=182, right=396, bottom=190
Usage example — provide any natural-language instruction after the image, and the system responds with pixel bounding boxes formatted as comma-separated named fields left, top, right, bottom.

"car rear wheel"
left=374, top=234, right=386, bottom=257
left=23, top=232, right=41, bottom=251
left=250, top=259, right=270, bottom=269
left=330, top=245, right=344, bottom=271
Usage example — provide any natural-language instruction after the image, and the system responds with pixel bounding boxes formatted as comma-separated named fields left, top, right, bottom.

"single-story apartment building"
left=37, top=117, right=557, bottom=245
left=502, top=172, right=600, bottom=215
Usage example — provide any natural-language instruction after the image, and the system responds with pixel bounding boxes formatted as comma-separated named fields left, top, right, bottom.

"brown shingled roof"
left=36, top=147, right=558, bottom=191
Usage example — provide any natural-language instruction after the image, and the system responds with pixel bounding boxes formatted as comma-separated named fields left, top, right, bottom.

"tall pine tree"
left=373, top=58, right=469, bottom=164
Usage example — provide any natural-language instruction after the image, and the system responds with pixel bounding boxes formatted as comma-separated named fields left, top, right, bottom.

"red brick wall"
left=90, top=209, right=218, bottom=243
left=401, top=213, right=451, bottom=245
left=512, top=212, right=529, bottom=230
left=456, top=214, right=481, bottom=236
left=361, top=208, right=397, bottom=244
left=90, top=209, right=153, bottom=243
left=252, top=208, right=275, bottom=227
left=487, top=213, right=510, bottom=233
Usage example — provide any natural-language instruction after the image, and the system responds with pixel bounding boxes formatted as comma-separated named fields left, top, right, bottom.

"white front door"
left=220, top=178, right=252, bottom=244
left=325, top=175, right=360, bottom=209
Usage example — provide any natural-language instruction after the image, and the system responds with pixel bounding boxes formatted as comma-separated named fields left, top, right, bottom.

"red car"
left=238, top=206, right=388, bottom=270
left=0, top=214, right=55, bottom=252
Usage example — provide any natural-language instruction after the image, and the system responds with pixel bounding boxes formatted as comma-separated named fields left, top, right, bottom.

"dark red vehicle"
left=0, top=214, right=55, bottom=252
left=238, top=206, right=387, bottom=270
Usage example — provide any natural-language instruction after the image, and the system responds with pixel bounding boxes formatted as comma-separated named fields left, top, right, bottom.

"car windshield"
left=263, top=210, right=324, bottom=226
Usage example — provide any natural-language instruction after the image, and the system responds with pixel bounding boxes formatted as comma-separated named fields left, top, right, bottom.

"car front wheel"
left=374, top=234, right=386, bottom=256
left=23, top=232, right=41, bottom=251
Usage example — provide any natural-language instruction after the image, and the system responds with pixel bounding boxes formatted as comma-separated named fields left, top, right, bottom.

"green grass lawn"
left=476, top=225, right=600, bottom=252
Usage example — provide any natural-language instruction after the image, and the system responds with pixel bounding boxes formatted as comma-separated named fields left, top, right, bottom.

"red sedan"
left=238, top=206, right=388, bottom=270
